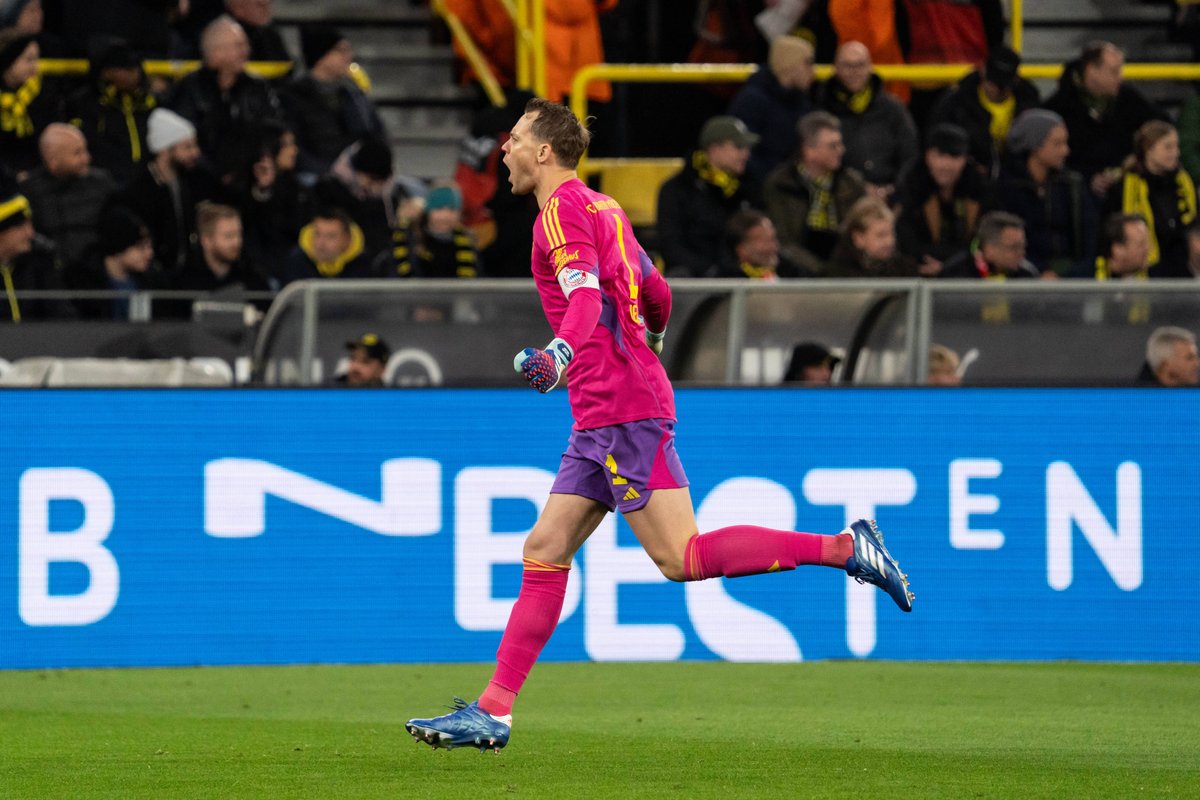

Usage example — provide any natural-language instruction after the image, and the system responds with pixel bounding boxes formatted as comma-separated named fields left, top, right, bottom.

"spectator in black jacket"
left=117, top=107, right=217, bottom=272
left=283, top=25, right=385, bottom=182
left=1043, top=41, right=1168, bottom=199
left=0, top=29, right=58, bottom=177
left=167, top=14, right=283, bottom=185
left=892, top=123, right=986, bottom=276
left=64, top=204, right=167, bottom=319
left=815, top=41, right=918, bottom=197
left=656, top=115, right=761, bottom=278
left=20, top=123, right=116, bottom=266
left=929, top=46, right=1040, bottom=179
left=64, top=39, right=157, bottom=187
left=174, top=201, right=270, bottom=299
left=0, top=175, right=72, bottom=320
left=992, top=109, right=1095, bottom=277
left=236, top=118, right=308, bottom=282
left=727, top=35, right=815, bottom=186
left=942, top=210, right=1040, bottom=279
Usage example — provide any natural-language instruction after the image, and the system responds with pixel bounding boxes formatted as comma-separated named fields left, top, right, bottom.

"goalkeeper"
left=407, top=99, right=915, bottom=753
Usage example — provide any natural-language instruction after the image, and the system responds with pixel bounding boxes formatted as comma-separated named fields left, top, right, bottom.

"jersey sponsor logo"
left=554, top=247, right=581, bottom=272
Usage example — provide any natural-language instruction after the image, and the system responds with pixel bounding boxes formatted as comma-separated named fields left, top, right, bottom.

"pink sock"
left=683, top=526, right=852, bottom=581
left=477, top=558, right=570, bottom=717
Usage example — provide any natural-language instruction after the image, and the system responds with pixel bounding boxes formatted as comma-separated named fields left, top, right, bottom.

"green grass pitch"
left=1, top=661, right=1196, bottom=799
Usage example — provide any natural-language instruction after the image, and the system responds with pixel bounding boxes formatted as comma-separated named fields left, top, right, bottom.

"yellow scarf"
left=0, top=74, right=41, bottom=137
left=299, top=222, right=365, bottom=277
left=1120, top=170, right=1197, bottom=266
left=738, top=261, right=776, bottom=280
left=977, top=86, right=1017, bottom=147
left=835, top=84, right=874, bottom=115
left=692, top=150, right=739, bottom=198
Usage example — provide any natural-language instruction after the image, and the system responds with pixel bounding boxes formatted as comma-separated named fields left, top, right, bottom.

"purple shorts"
left=551, top=418, right=689, bottom=513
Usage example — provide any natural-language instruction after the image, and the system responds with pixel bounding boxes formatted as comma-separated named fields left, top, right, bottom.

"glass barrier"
left=253, top=279, right=924, bottom=387
left=923, top=280, right=1200, bottom=386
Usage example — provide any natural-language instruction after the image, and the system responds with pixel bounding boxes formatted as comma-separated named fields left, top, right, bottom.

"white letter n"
left=1046, top=462, right=1142, bottom=591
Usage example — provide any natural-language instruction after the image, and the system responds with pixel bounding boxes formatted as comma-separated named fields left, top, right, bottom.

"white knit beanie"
left=147, top=108, right=197, bottom=154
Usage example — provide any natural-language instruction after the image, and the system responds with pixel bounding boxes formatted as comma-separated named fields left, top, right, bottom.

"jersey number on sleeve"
left=611, top=214, right=644, bottom=327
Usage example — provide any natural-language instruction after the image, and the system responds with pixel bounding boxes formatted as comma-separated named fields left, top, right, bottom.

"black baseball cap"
left=345, top=333, right=391, bottom=362
left=984, top=46, right=1021, bottom=90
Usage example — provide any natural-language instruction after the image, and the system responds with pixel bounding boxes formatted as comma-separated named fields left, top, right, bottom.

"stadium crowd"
left=0, top=0, right=1197, bottom=386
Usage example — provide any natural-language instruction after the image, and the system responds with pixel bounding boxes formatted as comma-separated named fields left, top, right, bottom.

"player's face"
left=502, top=112, right=543, bottom=196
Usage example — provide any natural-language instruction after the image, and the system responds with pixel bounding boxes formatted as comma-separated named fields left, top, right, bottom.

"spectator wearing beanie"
left=0, top=27, right=58, bottom=176
left=117, top=107, right=219, bottom=273
left=991, top=108, right=1096, bottom=277
left=64, top=204, right=167, bottom=319
left=282, top=24, right=385, bottom=181
left=728, top=36, right=816, bottom=186
left=390, top=183, right=480, bottom=279
left=64, top=38, right=157, bottom=187
left=0, top=174, right=72, bottom=321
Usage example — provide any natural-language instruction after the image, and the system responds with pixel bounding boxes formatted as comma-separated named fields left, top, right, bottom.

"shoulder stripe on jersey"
left=540, top=197, right=561, bottom=249
left=548, top=197, right=567, bottom=248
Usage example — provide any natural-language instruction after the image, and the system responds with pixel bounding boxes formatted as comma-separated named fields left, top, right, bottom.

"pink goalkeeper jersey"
left=531, top=178, right=675, bottom=430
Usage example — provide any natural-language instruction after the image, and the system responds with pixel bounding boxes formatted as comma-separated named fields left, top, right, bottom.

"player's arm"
left=513, top=283, right=601, bottom=392
left=514, top=199, right=603, bottom=392
left=638, top=247, right=672, bottom=353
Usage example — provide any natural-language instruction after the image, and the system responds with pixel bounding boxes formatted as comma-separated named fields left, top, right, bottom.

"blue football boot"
left=843, top=519, right=914, bottom=612
left=406, top=698, right=511, bottom=753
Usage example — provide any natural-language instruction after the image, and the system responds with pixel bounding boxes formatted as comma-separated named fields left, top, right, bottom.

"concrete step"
left=393, top=137, right=460, bottom=182
left=1021, top=0, right=1170, bottom=23
left=379, top=105, right=471, bottom=134
left=273, top=0, right=433, bottom=25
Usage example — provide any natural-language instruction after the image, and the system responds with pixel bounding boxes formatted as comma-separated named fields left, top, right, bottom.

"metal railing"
left=250, top=278, right=1200, bottom=387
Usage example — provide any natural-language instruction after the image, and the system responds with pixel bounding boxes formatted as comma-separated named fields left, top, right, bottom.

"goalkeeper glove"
left=646, top=328, right=666, bottom=355
left=513, top=337, right=574, bottom=393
